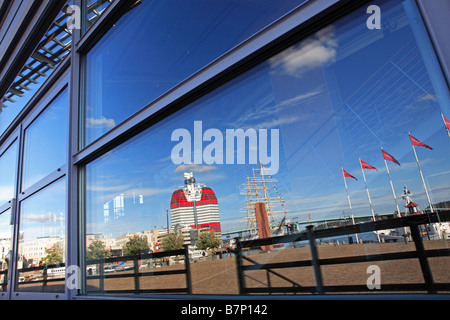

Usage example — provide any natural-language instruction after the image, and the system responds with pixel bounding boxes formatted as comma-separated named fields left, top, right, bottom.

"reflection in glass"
left=0, top=209, right=12, bottom=292
left=16, top=178, right=66, bottom=292
left=0, top=141, right=18, bottom=206
left=22, top=89, right=68, bottom=191
left=83, top=0, right=308, bottom=145
left=84, top=0, right=450, bottom=295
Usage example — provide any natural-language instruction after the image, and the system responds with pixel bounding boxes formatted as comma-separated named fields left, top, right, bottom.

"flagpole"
left=342, top=168, right=359, bottom=243
left=359, top=158, right=380, bottom=242
left=409, top=133, right=443, bottom=240
left=409, top=133, right=434, bottom=213
left=381, top=147, right=401, bottom=218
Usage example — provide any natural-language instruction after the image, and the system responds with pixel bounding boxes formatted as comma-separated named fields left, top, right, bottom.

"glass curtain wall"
left=83, top=0, right=450, bottom=296
left=15, top=88, right=68, bottom=293
left=0, top=139, right=18, bottom=293
left=82, top=0, right=308, bottom=146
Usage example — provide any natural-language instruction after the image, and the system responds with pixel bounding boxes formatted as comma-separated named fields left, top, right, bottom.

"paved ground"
left=16, top=239, right=449, bottom=295
left=86, top=239, right=449, bottom=295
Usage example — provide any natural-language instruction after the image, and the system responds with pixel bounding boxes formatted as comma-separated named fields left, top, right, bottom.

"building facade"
left=0, top=0, right=449, bottom=300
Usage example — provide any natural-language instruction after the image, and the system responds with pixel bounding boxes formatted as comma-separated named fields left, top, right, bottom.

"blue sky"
left=84, top=0, right=450, bottom=238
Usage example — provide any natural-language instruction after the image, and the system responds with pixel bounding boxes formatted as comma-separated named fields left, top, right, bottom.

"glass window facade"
left=22, top=89, right=68, bottom=191
left=82, top=0, right=308, bottom=146
left=16, top=178, right=66, bottom=293
left=84, top=0, right=115, bottom=31
left=0, top=0, right=449, bottom=300
left=0, top=208, right=12, bottom=292
left=83, top=0, right=450, bottom=296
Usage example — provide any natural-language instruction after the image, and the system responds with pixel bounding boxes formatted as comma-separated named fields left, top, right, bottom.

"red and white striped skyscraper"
left=170, top=172, right=221, bottom=233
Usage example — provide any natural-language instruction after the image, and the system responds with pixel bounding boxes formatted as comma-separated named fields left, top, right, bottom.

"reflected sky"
left=18, top=178, right=66, bottom=244
left=22, top=89, right=67, bottom=191
left=0, top=141, right=18, bottom=205
left=86, top=0, right=450, bottom=238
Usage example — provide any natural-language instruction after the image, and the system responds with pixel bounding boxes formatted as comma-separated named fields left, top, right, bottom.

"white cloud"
left=24, top=212, right=64, bottom=223
left=249, top=115, right=301, bottom=130
left=86, top=116, right=116, bottom=129
left=175, top=163, right=218, bottom=173
left=87, top=183, right=131, bottom=192
left=417, top=94, right=437, bottom=102
left=0, top=185, right=13, bottom=203
left=276, top=89, right=323, bottom=108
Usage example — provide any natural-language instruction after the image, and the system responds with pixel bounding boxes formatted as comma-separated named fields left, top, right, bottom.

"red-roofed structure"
left=170, top=173, right=221, bottom=232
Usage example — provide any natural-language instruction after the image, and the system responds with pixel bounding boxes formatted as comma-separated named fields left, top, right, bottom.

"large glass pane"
left=16, top=178, right=66, bottom=293
left=83, top=0, right=308, bottom=146
left=0, top=141, right=18, bottom=207
left=84, top=0, right=450, bottom=296
left=22, top=89, right=68, bottom=191
left=0, top=209, right=12, bottom=293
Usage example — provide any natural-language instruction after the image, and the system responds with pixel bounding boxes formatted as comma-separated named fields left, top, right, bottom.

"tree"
left=196, top=231, right=221, bottom=250
left=123, top=234, right=150, bottom=255
left=86, top=240, right=111, bottom=260
left=160, top=233, right=184, bottom=251
left=42, top=243, right=64, bottom=265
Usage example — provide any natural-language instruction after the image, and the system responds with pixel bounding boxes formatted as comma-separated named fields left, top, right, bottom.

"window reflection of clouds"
left=19, top=178, right=66, bottom=244
left=0, top=141, right=18, bottom=204
left=86, top=0, right=450, bottom=241
left=0, top=209, right=11, bottom=237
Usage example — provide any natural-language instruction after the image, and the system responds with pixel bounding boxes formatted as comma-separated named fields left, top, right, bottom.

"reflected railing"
left=0, top=269, right=7, bottom=292
left=11, top=212, right=450, bottom=296
left=86, top=245, right=192, bottom=295
left=15, top=262, right=66, bottom=292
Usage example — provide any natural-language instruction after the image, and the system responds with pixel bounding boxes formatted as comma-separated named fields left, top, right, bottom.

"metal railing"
left=15, top=262, right=66, bottom=291
left=0, top=269, right=7, bottom=291
left=234, top=211, right=450, bottom=295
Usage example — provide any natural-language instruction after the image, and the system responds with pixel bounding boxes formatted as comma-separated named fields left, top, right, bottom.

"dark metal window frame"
left=8, top=71, right=70, bottom=300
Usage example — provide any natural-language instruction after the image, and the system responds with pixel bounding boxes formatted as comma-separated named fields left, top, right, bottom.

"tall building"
left=170, top=173, right=221, bottom=233
left=0, top=0, right=449, bottom=300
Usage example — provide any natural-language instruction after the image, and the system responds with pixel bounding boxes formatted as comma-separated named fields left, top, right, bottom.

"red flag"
left=342, top=168, right=357, bottom=180
left=442, top=114, right=450, bottom=130
left=382, top=149, right=400, bottom=166
left=409, top=134, right=433, bottom=150
left=360, top=159, right=377, bottom=171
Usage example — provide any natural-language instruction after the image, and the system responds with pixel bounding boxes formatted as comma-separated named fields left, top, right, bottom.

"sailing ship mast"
left=240, top=163, right=287, bottom=237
